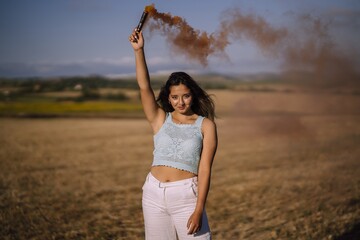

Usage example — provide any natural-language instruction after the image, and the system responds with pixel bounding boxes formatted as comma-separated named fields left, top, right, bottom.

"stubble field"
left=1, top=88, right=360, bottom=239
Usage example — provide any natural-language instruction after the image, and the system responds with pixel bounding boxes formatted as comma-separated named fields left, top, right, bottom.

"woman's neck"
left=171, top=112, right=197, bottom=124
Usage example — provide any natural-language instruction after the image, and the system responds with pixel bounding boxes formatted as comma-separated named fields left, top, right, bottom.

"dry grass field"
left=1, top=87, right=360, bottom=239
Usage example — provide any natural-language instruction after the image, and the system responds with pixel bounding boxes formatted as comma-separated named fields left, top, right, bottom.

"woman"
left=129, top=29, right=217, bottom=240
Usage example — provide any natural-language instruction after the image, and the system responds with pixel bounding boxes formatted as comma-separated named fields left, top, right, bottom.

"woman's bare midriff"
left=151, top=166, right=196, bottom=182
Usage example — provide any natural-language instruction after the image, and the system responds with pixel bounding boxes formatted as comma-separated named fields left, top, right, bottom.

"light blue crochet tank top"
left=152, top=112, right=204, bottom=174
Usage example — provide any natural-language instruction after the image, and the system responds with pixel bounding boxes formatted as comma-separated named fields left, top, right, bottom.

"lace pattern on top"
left=152, top=113, right=204, bottom=174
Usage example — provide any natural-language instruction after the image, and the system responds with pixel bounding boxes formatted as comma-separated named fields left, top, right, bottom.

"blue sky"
left=0, top=0, right=359, bottom=78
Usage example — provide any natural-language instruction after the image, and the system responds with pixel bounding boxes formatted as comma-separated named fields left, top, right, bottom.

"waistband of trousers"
left=146, top=172, right=197, bottom=188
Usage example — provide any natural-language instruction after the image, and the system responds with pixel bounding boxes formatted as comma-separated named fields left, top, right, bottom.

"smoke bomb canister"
left=136, top=11, right=148, bottom=32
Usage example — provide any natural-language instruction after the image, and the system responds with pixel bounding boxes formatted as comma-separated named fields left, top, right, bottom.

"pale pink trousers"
left=142, top=172, right=211, bottom=240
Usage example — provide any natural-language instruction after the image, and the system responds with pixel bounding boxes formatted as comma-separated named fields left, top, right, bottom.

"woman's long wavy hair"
left=156, top=72, right=216, bottom=121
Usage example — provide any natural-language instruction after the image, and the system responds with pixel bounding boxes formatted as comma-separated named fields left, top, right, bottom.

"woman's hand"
left=129, top=29, right=144, bottom=51
left=187, top=210, right=202, bottom=235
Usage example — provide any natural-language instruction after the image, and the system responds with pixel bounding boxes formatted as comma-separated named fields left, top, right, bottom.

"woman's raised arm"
left=129, top=30, right=165, bottom=132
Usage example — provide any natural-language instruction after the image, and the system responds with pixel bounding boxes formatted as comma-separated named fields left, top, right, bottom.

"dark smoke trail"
left=146, top=4, right=226, bottom=66
left=279, top=14, right=359, bottom=86
left=219, top=8, right=288, bottom=57
left=145, top=4, right=359, bottom=86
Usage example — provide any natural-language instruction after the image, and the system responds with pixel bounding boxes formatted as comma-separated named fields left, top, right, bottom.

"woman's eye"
left=171, top=96, right=177, bottom=100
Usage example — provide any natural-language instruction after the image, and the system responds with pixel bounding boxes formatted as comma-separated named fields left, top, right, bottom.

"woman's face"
left=168, top=84, right=193, bottom=114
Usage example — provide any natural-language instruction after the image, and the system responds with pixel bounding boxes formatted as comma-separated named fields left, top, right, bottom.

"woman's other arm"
left=187, top=118, right=218, bottom=234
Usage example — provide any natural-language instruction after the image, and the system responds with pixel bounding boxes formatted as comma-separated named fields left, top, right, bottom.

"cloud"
left=0, top=60, right=118, bottom=78
left=0, top=55, right=198, bottom=78
left=0, top=62, right=88, bottom=77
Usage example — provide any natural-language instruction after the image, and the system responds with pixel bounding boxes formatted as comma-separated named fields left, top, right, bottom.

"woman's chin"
left=175, top=108, right=187, bottom=114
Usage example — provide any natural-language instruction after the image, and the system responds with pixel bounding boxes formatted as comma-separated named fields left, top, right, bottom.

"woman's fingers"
left=187, top=212, right=202, bottom=234
left=128, top=28, right=140, bottom=42
left=187, top=222, right=200, bottom=235
left=129, top=32, right=138, bottom=43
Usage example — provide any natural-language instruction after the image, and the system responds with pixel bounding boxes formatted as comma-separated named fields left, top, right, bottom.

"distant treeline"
left=0, top=75, right=231, bottom=92
left=0, top=75, right=234, bottom=102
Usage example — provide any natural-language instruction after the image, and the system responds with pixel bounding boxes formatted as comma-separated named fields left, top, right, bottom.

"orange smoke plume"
left=143, top=4, right=358, bottom=86
left=145, top=5, right=154, bottom=13
left=145, top=4, right=287, bottom=67
left=145, top=4, right=226, bottom=66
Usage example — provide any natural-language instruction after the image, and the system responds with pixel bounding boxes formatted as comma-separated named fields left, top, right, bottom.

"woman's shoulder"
left=201, top=117, right=216, bottom=132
